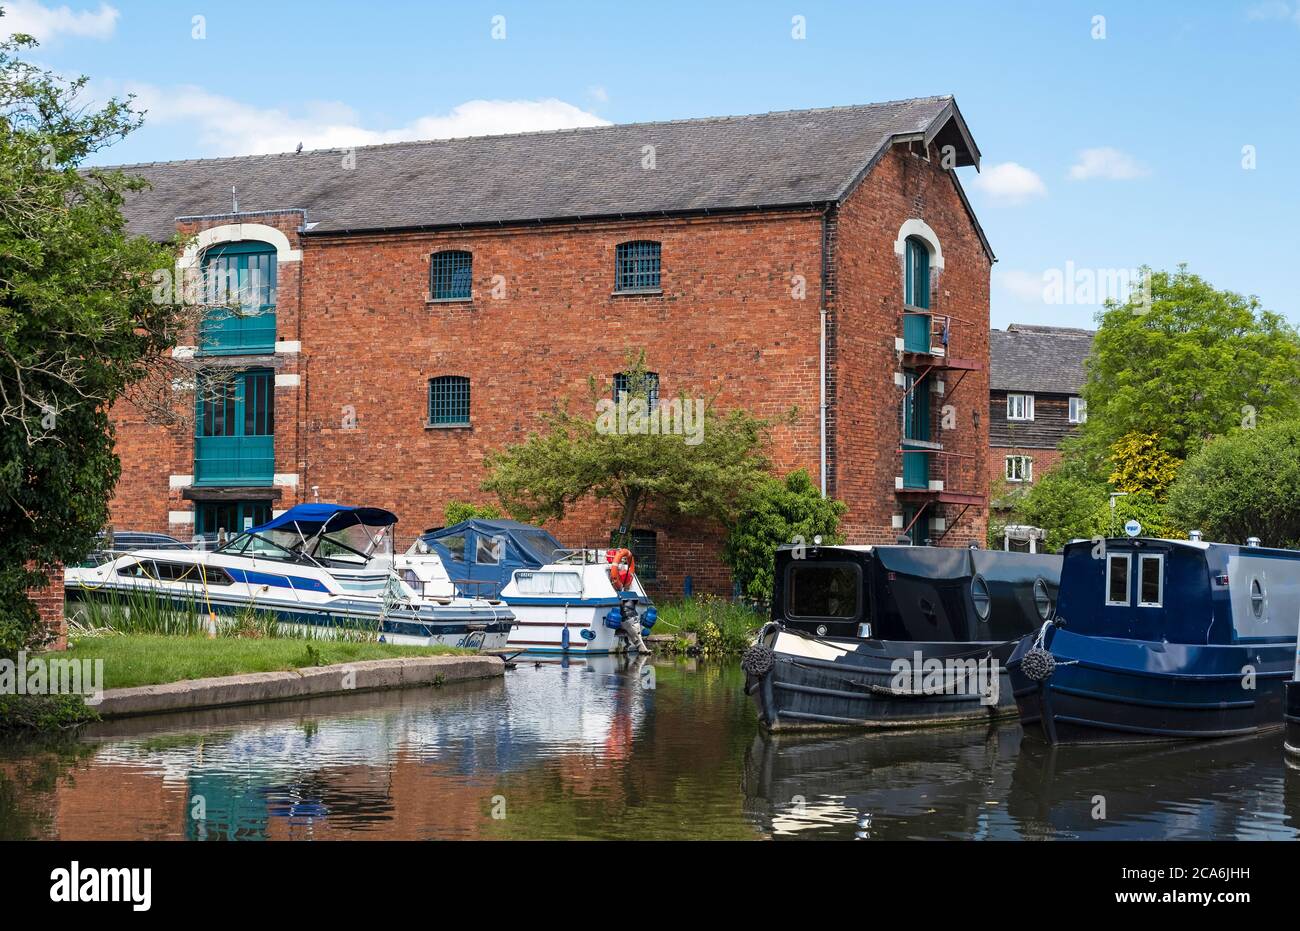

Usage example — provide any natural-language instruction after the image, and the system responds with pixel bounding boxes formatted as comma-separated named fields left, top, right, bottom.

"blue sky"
left=6, top=0, right=1298, bottom=329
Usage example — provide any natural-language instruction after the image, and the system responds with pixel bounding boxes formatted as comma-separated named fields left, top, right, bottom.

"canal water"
left=3, top=655, right=1300, bottom=840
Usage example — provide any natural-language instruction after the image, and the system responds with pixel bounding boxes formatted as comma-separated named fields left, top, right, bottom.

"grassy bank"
left=61, top=634, right=470, bottom=691
left=650, top=596, right=766, bottom=655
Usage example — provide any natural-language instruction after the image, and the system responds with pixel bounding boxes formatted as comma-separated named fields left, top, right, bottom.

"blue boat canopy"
left=249, top=503, right=398, bottom=536
left=415, top=519, right=564, bottom=598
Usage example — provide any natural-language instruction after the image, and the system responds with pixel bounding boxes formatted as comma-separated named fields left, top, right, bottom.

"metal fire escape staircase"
left=897, top=307, right=984, bottom=543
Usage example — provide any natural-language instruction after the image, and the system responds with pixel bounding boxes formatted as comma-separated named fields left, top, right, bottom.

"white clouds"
left=996, top=269, right=1049, bottom=304
left=124, top=85, right=612, bottom=157
left=1, top=1, right=118, bottom=42
left=587, top=85, right=609, bottom=103
left=1246, top=1, right=1300, bottom=24
left=970, top=161, right=1048, bottom=206
left=1067, top=147, right=1149, bottom=181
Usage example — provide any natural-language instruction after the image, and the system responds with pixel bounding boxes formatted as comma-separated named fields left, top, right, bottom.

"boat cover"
left=249, top=503, right=399, bottom=535
left=416, top=519, right=564, bottom=598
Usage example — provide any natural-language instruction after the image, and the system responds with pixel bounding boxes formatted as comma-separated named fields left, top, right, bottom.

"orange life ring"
left=609, top=547, right=635, bottom=590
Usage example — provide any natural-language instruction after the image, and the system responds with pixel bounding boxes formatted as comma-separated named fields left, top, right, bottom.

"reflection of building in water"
left=18, top=656, right=655, bottom=840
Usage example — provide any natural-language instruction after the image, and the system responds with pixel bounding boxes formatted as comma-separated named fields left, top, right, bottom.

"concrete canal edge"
left=92, top=655, right=505, bottom=719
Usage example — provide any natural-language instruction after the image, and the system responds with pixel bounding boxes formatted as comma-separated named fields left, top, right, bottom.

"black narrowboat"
left=743, top=543, right=1062, bottom=730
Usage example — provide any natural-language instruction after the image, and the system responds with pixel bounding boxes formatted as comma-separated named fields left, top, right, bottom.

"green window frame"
left=428, top=376, right=471, bottom=426
left=904, top=236, right=930, bottom=309
left=199, top=241, right=278, bottom=355
left=195, top=501, right=272, bottom=538
left=193, top=369, right=275, bottom=485
left=430, top=250, right=473, bottom=300
left=615, top=241, right=661, bottom=292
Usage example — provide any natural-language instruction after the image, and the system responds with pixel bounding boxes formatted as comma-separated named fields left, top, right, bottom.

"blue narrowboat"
left=1008, top=536, right=1300, bottom=745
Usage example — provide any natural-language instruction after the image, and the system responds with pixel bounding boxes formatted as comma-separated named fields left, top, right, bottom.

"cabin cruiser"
left=395, top=519, right=656, bottom=654
left=66, top=504, right=514, bottom=649
left=744, top=543, right=1061, bottom=730
left=1008, top=533, right=1300, bottom=745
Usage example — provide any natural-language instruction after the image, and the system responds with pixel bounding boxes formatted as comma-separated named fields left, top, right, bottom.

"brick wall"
left=25, top=565, right=66, bottom=651
left=834, top=145, right=991, bottom=545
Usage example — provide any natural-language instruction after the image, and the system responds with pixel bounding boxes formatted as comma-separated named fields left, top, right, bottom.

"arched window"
left=430, top=250, right=473, bottom=300
left=615, top=240, right=661, bottom=292
left=199, top=241, right=277, bottom=354
left=428, top=376, right=471, bottom=426
left=904, top=236, right=930, bottom=309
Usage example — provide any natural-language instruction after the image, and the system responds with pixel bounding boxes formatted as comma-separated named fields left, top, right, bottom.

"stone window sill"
left=427, top=296, right=473, bottom=305
left=424, top=422, right=471, bottom=430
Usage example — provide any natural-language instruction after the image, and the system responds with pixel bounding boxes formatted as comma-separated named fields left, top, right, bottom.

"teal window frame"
left=198, top=241, right=278, bottom=355
left=195, top=501, right=272, bottom=538
left=903, top=237, right=931, bottom=352
left=615, top=240, right=661, bottom=292
left=430, top=250, right=473, bottom=300
left=902, top=370, right=931, bottom=490
left=193, top=369, right=275, bottom=486
left=428, top=375, right=471, bottom=426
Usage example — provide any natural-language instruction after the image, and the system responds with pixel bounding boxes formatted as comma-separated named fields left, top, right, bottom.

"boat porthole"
left=1251, top=578, right=1265, bottom=619
left=1033, top=577, right=1053, bottom=620
left=815, top=624, right=828, bottom=637
left=971, top=574, right=991, bottom=620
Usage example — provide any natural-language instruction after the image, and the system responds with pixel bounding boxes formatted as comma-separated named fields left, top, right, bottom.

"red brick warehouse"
left=106, top=95, right=994, bottom=597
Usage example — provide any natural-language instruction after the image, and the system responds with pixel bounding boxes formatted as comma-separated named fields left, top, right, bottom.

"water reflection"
left=743, top=726, right=1300, bottom=840
left=2, top=657, right=1299, bottom=840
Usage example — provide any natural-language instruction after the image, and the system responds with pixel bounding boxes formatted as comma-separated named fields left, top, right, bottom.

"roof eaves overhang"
left=299, top=201, right=833, bottom=238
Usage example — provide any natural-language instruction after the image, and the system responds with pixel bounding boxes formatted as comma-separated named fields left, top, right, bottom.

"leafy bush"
left=723, top=470, right=846, bottom=603
left=444, top=500, right=502, bottom=525
left=0, top=694, right=97, bottom=734
left=1167, top=419, right=1300, bottom=547
left=654, top=597, right=764, bottom=653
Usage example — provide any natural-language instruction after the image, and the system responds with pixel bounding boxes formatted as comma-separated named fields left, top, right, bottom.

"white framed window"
left=1105, top=553, right=1131, bottom=606
left=1007, top=393, right=1035, bottom=421
left=1137, top=553, right=1163, bottom=607
left=1069, top=396, right=1087, bottom=423
left=1005, top=455, right=1033, bottom=483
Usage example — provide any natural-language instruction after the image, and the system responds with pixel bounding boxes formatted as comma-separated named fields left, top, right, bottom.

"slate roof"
left=990, top=324, right=1095, bottom=394
left=107, top=96, right=981, bottom=241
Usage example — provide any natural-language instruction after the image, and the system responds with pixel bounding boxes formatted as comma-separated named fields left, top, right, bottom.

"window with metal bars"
left=430, top=250, right=473, bottom=300
left=428, top=376, right=471, bottom=426
left=613, top=370, right=659, bottom=409
left=615, top=240, right=661, bottom=292
left=611, top=528, right=657, bottom=581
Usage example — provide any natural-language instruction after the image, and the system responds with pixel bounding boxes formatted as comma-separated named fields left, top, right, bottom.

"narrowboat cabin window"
left=1006, top=393, right=1034, bottom=421
left=786, top=562, right=860, bottom=620
left=1105, top=553, right=1131, bottom=606
left=1137, top=553, right=1163, bottom=607
left=971, top=574, right=991, bottom=619
left=1251, top=578, right=1266, bottom=618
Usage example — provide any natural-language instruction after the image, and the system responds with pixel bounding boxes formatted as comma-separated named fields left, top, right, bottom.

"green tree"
left=443, top=500, right=502, bottom=525
left=0, top=29, right=180, bottom=655
left=482, top=351, right=786, bottom=542
left=1006, top=467, right=1109, bottom=553
left=1167, top=420, right=1300, bottom=548
left=1082, top=266, right=1300, bottom=462
left=722, top=470, right=847, bottom=603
